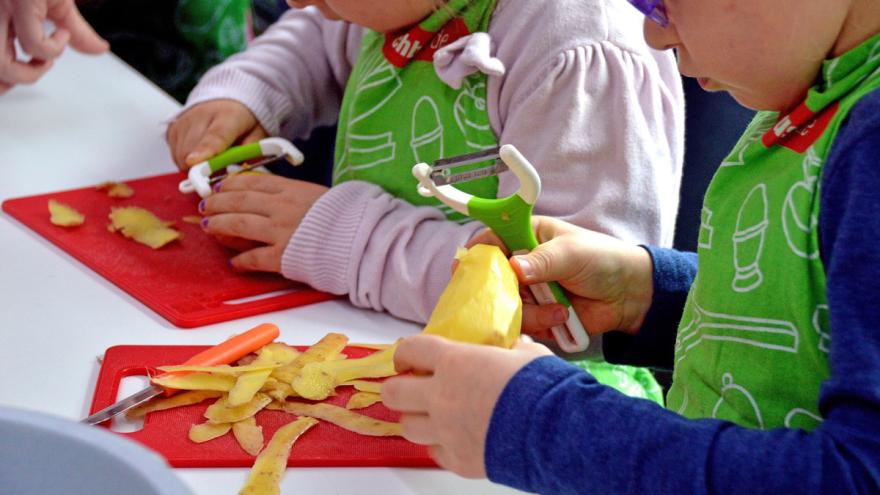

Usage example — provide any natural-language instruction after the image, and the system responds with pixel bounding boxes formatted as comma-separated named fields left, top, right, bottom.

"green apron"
left=332, top=1, right=662, bottom=403
left=667, top=34, right=880, bottom=429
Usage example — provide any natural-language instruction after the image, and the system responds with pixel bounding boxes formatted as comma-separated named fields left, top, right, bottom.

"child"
left=382, top=0, right=880, bottom=492
left=167, top=1, right=684, bottom=399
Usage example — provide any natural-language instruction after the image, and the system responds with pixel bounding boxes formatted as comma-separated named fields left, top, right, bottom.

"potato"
left=422, top=244, right=521, bottom=348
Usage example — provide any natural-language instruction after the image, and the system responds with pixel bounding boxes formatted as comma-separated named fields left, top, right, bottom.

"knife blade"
left=81, top=322, right=280, bottom=425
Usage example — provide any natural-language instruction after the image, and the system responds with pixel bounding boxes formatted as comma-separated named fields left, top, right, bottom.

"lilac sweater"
left=181, top=0, right=685, bottom=324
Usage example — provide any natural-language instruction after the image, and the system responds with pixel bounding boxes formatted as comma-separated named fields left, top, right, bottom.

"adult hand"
left=200, top=173, right=328, bottom=272
left=381, top=334, right=552, bottom=478
left=1, top=0, right=108, bottom=93
left=166, top=99, right=267, bottom=170
left=467, top=216, right=654, bottom=339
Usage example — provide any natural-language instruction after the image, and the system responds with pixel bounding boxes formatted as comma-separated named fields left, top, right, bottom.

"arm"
left=183, top=7, right=365, bottom=138
left=486, top=94, right=880, bottom=495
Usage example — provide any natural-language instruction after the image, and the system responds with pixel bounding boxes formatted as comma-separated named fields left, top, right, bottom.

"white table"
left=0, top=49, right=523, bottom=495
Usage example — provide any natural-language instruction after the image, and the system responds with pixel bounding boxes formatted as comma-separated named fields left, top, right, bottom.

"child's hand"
left=166, top=99, right=267, bottom=170
left=200, top=173, right=328, bottom=272
left=467, top=216, right=654, bottom=339
left=382, top=334, right=552, bottom=478
left=1, top=0, right=109, bottom=94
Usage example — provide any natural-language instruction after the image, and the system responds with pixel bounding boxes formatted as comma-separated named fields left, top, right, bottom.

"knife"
left=82, top=322, right=280, bottom=425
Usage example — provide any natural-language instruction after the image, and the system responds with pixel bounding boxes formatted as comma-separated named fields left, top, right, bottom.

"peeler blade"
left=429, top=146, right=508, bottom=186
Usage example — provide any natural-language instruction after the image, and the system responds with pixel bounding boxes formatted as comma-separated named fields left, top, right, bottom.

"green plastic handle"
left=206, top=142, right=263, bottom=173
left=467, top=194, right=572, bottom=307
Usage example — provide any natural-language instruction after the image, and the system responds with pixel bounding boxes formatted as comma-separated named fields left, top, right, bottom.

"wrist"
left=620, top=245, right=654, bottom=334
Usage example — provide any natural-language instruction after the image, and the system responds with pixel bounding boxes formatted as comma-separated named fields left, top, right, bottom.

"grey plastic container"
left=0, top=406, right=191, bottom=495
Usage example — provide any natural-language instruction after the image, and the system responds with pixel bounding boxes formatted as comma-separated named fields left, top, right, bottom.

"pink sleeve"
left=181, top=7, right=365, bottom=138
left=280, top=181, right=484, bottom=324
left=493, top=42, right=684, bottom=247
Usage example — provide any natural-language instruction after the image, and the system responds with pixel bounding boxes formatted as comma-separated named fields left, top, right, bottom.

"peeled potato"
left=108, top=206, right=180, bottom=249
left=422, top=244, right=521, bottom=348
left=48, top=199, right=85, bottom=227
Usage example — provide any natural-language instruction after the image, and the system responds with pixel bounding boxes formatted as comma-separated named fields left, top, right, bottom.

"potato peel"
left=108, top=206, right=181, bottom=249
left=268, top=401, right=401, bottom=437
left=345, top=392, right=382, bottom=410
left=205, top=393, right=272, bottom=424
left=152, top=372, right=236, bottom=392
left=233, top=417, right=264, bottom=456
left=95, top=181, right=134, bottom=198
left=340, top=380, right=382, bottom=394
left=126, top=390, right=222, bottom=419
left=291, top=344, right=397, bottom=401
left=48, top=199, right=85, bottom=227
left=239, top=417, right=318, bottom=495
left=189, top=421, right=232, bottom=443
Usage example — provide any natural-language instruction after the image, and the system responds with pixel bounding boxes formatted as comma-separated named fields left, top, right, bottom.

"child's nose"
left=642, top=19, right=679, bottom=51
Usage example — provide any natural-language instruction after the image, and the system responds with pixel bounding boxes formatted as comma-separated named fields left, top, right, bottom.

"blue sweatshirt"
left=484, top=90, right=880, bottom=494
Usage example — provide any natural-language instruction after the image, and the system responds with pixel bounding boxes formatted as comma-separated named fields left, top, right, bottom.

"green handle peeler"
left=412, top=144, right=590, bottom=353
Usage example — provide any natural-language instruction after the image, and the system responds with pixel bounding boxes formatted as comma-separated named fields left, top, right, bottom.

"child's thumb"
left=509, top=240, right=569, bottom=284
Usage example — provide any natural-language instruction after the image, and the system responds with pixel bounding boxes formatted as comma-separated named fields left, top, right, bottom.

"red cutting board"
left=2, top=172, right=339, bottom=327
left=89, top=345, right=435, bottom=468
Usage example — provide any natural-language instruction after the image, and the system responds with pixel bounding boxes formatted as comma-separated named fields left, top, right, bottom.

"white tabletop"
left=0, top=49, right=522, bottom=495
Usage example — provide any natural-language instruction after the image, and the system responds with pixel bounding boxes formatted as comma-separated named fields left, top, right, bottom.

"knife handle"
left=157, top=322, right=280, bottom=395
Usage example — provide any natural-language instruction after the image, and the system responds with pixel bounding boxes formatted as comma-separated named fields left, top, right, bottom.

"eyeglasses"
left=626, top=0, right=669, bottom=27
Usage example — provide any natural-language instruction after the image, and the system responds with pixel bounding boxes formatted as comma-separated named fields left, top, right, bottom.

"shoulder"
left=487, top=0, right=679, bottom=97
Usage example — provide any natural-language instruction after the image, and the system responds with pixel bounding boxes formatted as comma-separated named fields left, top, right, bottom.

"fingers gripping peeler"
left=412, top=145, right=590, bottom=353
left=178, top=137, right=305, bottom=198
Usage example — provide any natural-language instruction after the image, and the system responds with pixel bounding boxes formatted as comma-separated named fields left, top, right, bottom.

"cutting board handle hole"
left=222, top=288, right=299, bottom=305
left=109, top=375, right=149, bottom=433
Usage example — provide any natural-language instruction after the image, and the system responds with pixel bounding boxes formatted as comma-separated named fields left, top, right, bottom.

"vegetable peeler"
left=81, top=323, right=280, bottom=425
left=178, top=137, right=305, bottom=198
left=412, top=145, right=590, bottom=353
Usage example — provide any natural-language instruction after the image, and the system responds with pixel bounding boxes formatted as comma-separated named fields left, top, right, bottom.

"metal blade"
left=431, top=146, right=501, bottom=170
left=208, top=155, right=282, bottom=185
left=81, top=384, right=164, bottom=425
left=431, top=161, right=509, bottom=186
